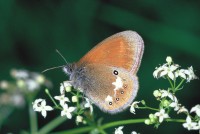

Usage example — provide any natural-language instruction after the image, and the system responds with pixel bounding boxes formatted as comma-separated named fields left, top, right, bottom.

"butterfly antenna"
left=42, top=65, right=65, bottom=73
left=56, top=49, right=68, bottom=64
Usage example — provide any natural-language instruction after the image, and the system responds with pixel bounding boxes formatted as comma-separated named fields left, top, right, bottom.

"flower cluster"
left=153, top=56, right=197, bottom=82
left=0, top=69, right=51, bottom=108
left=183, top=105, right=200, bottom=131
left=33, top=81, right=93, bottom=124
left=128, top=57, right=200, bottom=133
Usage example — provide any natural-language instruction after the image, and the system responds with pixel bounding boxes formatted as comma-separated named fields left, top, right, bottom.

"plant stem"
left=101, top=119, right=146, bottom=129
left=45, top=89, right=59, bottom=107
left=167, top=77, right=174, bottom=89
left=51, top=118, right=185, bottom=134
left=50, top=126, right=93, bottom=134
left=29, top=102, right=38, bottom=134
left=173, top=79, right=176, bottom=89
left=38, top=116, right=67, bottom=134
left=175, top=79, right=185, bottom=91
left=166, top=118, right=185, bottom=123
left=138, top=107, right=159, bottom=111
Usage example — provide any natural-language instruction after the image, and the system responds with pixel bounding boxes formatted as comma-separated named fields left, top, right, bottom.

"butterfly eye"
left=109, top=102, right=112, bottom=105
left=113, top=70, right=118, bottom=75
left=116, top=98, right=119, bottom=101
left=69, top=68, right=72, bottom=72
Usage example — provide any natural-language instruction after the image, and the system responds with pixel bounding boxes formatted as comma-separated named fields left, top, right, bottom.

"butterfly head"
left=63, top=63, right=75, bottom=75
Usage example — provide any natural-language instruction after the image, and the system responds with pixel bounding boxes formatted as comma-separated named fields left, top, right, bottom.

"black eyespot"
left=113, top=70, right=118, bottom=75
left=109, top=102, right=112, bottom=105
left=116, top=98, right=119, bottom=101
left=121, top=91, right=124, bottom=94
left=124, top=85, right=127, bottom=88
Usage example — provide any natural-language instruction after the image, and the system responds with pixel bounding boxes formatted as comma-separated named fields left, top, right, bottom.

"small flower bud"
left=36, top=75, right=45, bottom=84
left=72, top=96, right=78, bottom=102
left=144, top=119, right=151, bottom=125
left=141, top=100, right=146, bottom=105
left=17, top=80, right=26, bottom=88
left=153, top=90, right=161, bottom=98
left=65, top=87, right=72, bottom=92
left=0, top=81, right=9, bottom=89
left=65, top=86, right=72, bottom=92
left=149, top=114, right=157, bottom=123
left=163, top=100, right=170, bottom=107
left=166, top=56, right=172, bottom=65
left=76, top=115, right=83, bottom=123
left=45, top=88, right=50, bottom=94
left=83, top=120, right=87, bottom=124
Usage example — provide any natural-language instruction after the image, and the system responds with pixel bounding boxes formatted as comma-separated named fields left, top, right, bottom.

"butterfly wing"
left=77, top=30, right=144, bottom=74
left=78, top=64, right=138, bottom=114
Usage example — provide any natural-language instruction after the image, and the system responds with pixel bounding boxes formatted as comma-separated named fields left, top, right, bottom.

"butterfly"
left=63, top=30, right=144, bottom=114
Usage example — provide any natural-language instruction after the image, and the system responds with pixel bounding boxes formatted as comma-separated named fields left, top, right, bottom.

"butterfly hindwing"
left=78, top=64, right=139, bottom=114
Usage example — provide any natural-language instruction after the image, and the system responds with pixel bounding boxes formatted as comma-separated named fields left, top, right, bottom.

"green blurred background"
left=0, top=0, right=200, bottom=134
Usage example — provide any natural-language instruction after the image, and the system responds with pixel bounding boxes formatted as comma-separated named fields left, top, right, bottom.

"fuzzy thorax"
left=63, top=63, right=86, bottom=90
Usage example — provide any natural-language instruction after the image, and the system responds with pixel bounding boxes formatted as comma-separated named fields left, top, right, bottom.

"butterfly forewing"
left=77, top=31, right=144, bottom=75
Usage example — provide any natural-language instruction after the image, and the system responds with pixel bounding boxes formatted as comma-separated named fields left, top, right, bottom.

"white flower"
left=159, top=64, right=178, bottom=80
left=35, top=74, right=45, bottom=84
left=63, top=81, right=72, bottom=92
left=169, top=95, right=180, bottom=111
left=130, top=101, right=140, bottom=114
left=190, top=104, right=200, bottom=117
left=175, top=69, right=187, bottom=79
left=177, top=106, right=188, bottom=114
left=32, top=98, right=43, bottom=110
left=61, top=104, right=76, bottom=119
left=153, top=66, right=164, bottom=78
left=33, top=99, right=53, bottom=118
left=0, top=81, right=9, bottom=89
left=60, top=84, right=65, bottom=94
left=26, top=79, right=40, bottom=91
left=155, top=109, right=169, bottom=123
left=60, top=81, right=72, bottom=94
left=169, top=101, right=180, bottom=111
left=160, top=90, right=170, bottom=98
left=72, top=96, right=78, bottom=103
left=84, top=97, right=93, bottom=114
left=115, top=126, right=124, bottom=134
left=184, top=66, right=198, bottom=82
left=153, top=90, right=162, bottom=98
left=12, top=94, right=25, bottom=107
left=166, top=56, right=172, bottom=65
left=76, top=115, right=83, bottom=123
left=160, top=89, right=176, bottom=101
left=131, top=131, right=139, bottom=134
left=11, top=69, right=29, bottom=79
left=183, top=116, right=198, bottom=130
left=54, top=94, right=70, bottom=106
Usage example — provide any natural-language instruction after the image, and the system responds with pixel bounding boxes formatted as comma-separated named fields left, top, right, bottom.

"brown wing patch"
left=77, top=31, right=144, bottom=74
left=82, top=64, right=138, bottom=114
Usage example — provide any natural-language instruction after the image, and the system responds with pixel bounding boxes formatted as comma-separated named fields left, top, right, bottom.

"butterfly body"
left=63, top=31, right=144, bottom=114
